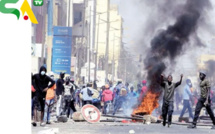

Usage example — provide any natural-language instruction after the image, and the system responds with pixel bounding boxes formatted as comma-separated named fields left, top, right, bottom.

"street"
left=32, top=107, right=215, bottom=134
left=32, top=119, right=214, bottom=134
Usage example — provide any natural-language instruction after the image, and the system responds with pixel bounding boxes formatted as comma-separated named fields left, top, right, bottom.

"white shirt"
left=64, top=83, right=73, bottom=96
left=81, top=87, right=94, bottom=101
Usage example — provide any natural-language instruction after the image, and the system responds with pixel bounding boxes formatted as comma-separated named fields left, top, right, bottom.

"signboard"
left=81, top=104, right=101, bottom=123
left=53, top=36, right=72, bottom=47
left=51, top=66, right=71, bottom=74
left=52, top=57, right=71, bottom=66
left=52, top=47, right=72, bottom=57
left=53, top=26, right=72, bottom=36
left=51, top=26, right=72, bottom=75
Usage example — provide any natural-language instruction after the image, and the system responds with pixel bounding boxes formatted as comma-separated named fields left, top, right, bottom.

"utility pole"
left=68, top=0, right=71, bottom=27
left=40, top=0, right=48, bottom=67
left=94, top=14, right=100, bottom=81
left=77, top=0, right=86, bottom=84
left=88, top=6, right=91, bottom=83
left=111, top=34, right=115, bottom=82
left=92, top=0, right=97, bottom=62
left=105, top=0, right=110, bottom=82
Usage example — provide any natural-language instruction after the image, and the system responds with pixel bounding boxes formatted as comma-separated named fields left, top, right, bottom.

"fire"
left=133, top=91, right=160, bottom=115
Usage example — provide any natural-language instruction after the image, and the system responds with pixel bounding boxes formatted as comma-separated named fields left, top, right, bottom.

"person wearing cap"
left=188, top=71, right=215, bottom=129
left=55, top=72, right=65, bottom=120
left=160, top=74, right=183, bottom=127
left=102, top=84, right=113, bottom=114
left=179, top=79, right=194, bottom=121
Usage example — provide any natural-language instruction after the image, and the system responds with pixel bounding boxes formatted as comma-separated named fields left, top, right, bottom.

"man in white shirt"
left=81, top=83, right=94, bottom=106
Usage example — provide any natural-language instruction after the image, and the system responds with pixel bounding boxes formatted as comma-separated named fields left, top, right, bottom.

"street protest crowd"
left=31, top=66, right=215, bottom=129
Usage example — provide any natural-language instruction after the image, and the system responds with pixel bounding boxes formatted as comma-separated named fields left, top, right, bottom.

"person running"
left=81, top=83, right=94, bottom=106
left=179, top=79, right=194, bottom=120
left=56, top=72, right=65, bottom=120
left=160, top=74, right=183, bottom=127
left=102, top=84, right=113, bottom=115
left=41, top=72, right=57, bottom=126
left=112, top=87, right=127, bottom=115
left=63, top=76, right=76, bottom=118
left=32, top=66, right=55, bottom=126
left=188, top=71, right=215, bottom=129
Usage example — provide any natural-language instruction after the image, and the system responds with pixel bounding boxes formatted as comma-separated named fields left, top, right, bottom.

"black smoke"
left=144, top=0, right=211, bottom=92
left=206, top=60, right=215, bottom=78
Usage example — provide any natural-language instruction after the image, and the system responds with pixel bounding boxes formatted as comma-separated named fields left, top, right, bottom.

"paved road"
left=32, top=105, right=215, bottom=134
left=32, top=118, right=215, bottom=134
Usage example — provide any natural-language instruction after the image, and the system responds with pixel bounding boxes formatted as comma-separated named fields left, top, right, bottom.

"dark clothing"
left=162, top=101, right=174, bottom=125
left=180, top=100, right=194, bottom=118
left=33, top=96, right=45, bottom=112
left=82, top=100, right=92, bottom=106
left=161, top=81, right=181, bottom=102
left=32, top=66, right=55, bottom=112
left=192, top=97, right=215, bottom=125
left=32, top=74, right=55, bottom=98
left=32, top=67, right=55, bottom=98
left=63, top=95, right=77, bottom=118
left=160, top=78, right=181, bottom=125
left=56, top=79, right=65, bottom=96
left=113, top=96, right=127, bottom=115
left=93, top=102, right=101, bottom=110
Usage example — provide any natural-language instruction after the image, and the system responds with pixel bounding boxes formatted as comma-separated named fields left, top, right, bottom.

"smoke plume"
left=206, top=60, right=215, bottom=78
left=144, top=0, right=211, bottom=92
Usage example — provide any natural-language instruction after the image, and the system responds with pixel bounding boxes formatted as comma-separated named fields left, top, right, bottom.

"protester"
left=137, top=83, right=142, bottom=96
left=93, top=80, right=98, bottom=90
left=113, top=87, right=127, bottom=115
left=175, top=89, right=182, bottom=111
left=125, top=82, right=130, bottom=93
left=41, top=72, right=57, bottom=126
left=160, top=74, right=183, bottom=127
left=32, top=66, right=55, bottom=126
left=138, top=80, right=147, bottom=102
left=63, top=76, right=77, bottom=118
left=188, top=71, right=215, bottom=129
left=179, top=79, right=194, bottom=120
left=56, top=72, right=65, bottom=120
left=81, top=83, right=94, bottom=105
left=75, top=88, right=81, bottom=107
left=69, top=78, right=79, bottom=111
left=127, top=86, right=138, bottom=112
left=31, top=73, right=37, bottom=127
left=102, top=84, right=113, bottom=114
left=100, top=86, right=106, bottom=113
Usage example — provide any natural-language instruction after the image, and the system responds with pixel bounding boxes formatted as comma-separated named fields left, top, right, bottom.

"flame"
left=133, top=91, right=160, bottom=115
